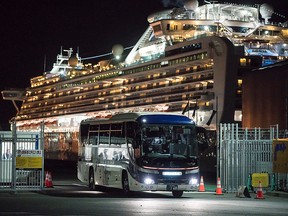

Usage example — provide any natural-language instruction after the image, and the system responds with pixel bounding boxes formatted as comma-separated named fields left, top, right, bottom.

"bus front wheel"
left=122, top=172, right=130, bottom=194
left=89, top=168, right=95, bottom=191
left=172, top=190, right=183, bottom=198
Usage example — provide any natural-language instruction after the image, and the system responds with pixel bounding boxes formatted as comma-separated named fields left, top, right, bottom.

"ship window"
left=240, top=58, right=247, bottom=66
left=166, top=24, right=170, bottom=30
left=237, top=79, right=242, bottom=87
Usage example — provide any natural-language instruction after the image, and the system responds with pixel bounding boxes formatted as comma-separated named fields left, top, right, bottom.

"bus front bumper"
left=131, top=182, right=199, bottom=192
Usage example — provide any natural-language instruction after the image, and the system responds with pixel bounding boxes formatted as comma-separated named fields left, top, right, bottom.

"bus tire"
left=88, top=168, right=95, bottom=191
left=172, top=190, right=183, bottom=198
left=122, top=171, right=130, bottom=194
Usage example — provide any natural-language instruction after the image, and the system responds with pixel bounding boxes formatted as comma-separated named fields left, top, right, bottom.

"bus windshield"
left=138, top=124, right=197, bottom=168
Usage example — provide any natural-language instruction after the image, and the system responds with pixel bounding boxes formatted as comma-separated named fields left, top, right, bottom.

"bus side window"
left=80, top=123, right=89, bottom=146
left=126, top=122, right=141, bottom=162
left=99, top=131, right=109, bottom=144
left=84, top=124, right=99, bottom=146
left=89, top=131, right=98, bottom=145
left=99, top=124, right=110, bottom=144
left=110, top=123, right=125, bottom=145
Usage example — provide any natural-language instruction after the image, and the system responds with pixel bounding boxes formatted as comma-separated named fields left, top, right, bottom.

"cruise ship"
left=2, top=0, right=288, bottom=160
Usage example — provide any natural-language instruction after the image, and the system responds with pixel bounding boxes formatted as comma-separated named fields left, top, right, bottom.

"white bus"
left=77, top=112, right=206, bottom=197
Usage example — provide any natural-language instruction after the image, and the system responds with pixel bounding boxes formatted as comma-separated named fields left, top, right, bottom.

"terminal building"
left=242, top=60, right=288, bottom=130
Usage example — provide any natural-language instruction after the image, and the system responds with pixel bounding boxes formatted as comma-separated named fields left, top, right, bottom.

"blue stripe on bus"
left=136, top=115, right=195, bottom=125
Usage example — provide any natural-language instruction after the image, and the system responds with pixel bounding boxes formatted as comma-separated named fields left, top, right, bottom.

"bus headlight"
left=189, top=178, right=198, bottom=185
left=144, top=177, right=155, bottom=185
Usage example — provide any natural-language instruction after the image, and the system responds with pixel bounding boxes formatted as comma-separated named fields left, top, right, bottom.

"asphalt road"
left=1, top=187, right=288, bottom=216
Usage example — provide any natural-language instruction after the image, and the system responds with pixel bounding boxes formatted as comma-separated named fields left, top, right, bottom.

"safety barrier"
left=272, top=138, right=288, bottom=191
left=0, top=123, right=44, bottom=192
left=218, top=124, right=279, bottom=192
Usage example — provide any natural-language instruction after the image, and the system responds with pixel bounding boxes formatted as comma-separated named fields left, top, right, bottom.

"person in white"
left=2, top=149, right=12, bottom=160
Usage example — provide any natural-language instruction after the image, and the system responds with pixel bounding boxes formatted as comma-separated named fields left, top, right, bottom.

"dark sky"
left=0, top=0, right=286, bottom=130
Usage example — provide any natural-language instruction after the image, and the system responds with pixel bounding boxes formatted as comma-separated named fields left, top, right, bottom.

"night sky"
left=0, top=0, right=286, bottom=130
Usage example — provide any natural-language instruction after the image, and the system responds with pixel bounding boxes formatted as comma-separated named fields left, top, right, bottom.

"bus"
left=77, top=112, right=206, bottom=197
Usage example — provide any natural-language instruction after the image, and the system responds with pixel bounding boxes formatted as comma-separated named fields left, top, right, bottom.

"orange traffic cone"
left=199, top=176, right=205, bottom=192
left=215, top=177, right=224, bottom=195
left=45, top=171, right=53, bottom=188
left=255, top=181, right=265, bottom=199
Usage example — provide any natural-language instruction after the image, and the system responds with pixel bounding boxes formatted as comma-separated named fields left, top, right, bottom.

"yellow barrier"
left=251, top=173, right=269, bottom=188
left=273, top=139, right=288, bottom=173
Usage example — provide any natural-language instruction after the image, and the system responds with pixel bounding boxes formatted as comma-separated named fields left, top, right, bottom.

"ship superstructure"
left=2, top=0, right=288, bottom=160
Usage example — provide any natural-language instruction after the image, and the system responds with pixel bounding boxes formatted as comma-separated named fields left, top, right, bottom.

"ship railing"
left=244, top=21, right=263, bottom=37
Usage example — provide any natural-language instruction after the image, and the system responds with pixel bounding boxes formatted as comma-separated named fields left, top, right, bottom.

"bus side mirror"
left=196, top=126, right=209, bottom=152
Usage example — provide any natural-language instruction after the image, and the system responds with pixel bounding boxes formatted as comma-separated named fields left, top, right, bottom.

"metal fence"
left=218, top=123, right=281, bottom=192
left=0, top=123, right=44, bottom=192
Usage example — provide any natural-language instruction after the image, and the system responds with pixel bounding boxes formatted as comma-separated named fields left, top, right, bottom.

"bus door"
left=102, top=123, right=127, bottom=187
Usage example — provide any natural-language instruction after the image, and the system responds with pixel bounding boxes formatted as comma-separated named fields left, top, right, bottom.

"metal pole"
left=217, top=124, right=221, bottom=184
left=216, top=96, right=218, bottom=128
left=216, top=97, right=220, bottom=181
left=41, top=121, right=45, bottom=190
left=11, top=121, right=17, bottom=192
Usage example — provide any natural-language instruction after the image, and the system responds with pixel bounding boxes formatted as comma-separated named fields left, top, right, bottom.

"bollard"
left=270, top=173, right=275, bottom=191
left=246, top=174, right=252, bottom=191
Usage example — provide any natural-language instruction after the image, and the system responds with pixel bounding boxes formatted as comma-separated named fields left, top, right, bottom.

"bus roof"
left=81, top=112, right=195, bottom=125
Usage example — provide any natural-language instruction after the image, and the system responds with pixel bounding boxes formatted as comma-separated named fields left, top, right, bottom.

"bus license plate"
left=167, top=184, right=178, bottom=191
